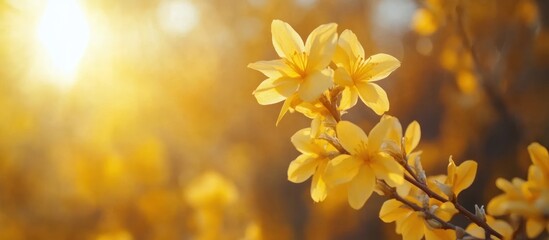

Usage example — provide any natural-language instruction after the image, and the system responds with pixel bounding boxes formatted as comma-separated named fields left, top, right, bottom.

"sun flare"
left=36, top=0, right=90, bottom=86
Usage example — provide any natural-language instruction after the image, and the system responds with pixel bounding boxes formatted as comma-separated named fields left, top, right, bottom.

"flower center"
left=354, top=141, right=371, bottom=164
left=351, top=56, right=376, bottom=82
left=285, top=51, right=308, bottom=77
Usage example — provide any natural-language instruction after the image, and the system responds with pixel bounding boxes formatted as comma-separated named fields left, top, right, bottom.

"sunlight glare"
left=157, top=0, right=199, bottom=36
left=36, top=0, right=90, bottom=86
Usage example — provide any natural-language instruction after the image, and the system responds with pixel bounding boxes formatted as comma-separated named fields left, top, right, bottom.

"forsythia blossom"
left=379, top=180, right=458, bottom=240
left=437, top=156, right=478, bottom=200
left=249, top=20, right=547, bottom=240
left=249, top=20, right=338, bottom=124
left=487, top=143, right=549, bottom=238
left=465, top=215, right=512, bottom=240
left=324, top=117, right=404, bottom=209
left=287, top=127, right=337, bottom=202
left=333, top=30, right=400, bottom=114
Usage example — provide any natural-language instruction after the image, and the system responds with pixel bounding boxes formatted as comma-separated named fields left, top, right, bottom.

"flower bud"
left=435, top=180, right=455, bottom=200
left=474, top=204, right=486, bottom=222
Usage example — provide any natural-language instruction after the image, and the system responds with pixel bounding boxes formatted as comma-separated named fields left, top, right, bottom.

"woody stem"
left=400, top=163, right=502, bottom=239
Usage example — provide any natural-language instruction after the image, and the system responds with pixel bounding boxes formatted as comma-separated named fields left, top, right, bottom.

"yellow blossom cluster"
left=480, top=143, right=549, bottom=239
left=249, top=20, right=548, bottom=239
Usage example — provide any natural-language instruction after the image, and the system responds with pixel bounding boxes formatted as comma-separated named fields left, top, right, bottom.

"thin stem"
left=402, top=163, right=503, bottom=239
left=454, top=4, right=519, bottom=138
left=401, top=157, right=423, bottom=183
left=318, top=134, right=347, bottom=154
left=319, top=91, right=341, bottom=122
left=380, top=181, right=466, bottom=234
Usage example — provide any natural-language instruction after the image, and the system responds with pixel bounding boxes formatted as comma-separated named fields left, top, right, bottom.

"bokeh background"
left=0, top=0, right=548, bottom=239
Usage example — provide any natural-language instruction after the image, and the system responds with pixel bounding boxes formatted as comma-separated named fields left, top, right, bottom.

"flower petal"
left=465, top=223, right=485, bottom=239
left=526, top=218, right=544, bottom=238
left=276, top=94, right=298, bottom=125
left=404, top=121, right=421, bottom=155
left=424, top=229, right=455, bottom=240
left=453, top=160, right=477, bottom=196
left=336, top=121, right=368, bottom=155
left=435, top=202, right=457, bottom=222
left=287, top=154, right=318, bottom=183
left=486, top=195, right=508, bottom=216
left=305, top=23, right=338, bottom=71
left=347, top=165, right=375, bottom=209
left=371, top=152, right=404, bottom=186
left=271, top=19, right=304, bottom=59
left=368, top=115, right=400, bottom=153
left=489, top=217, right=513, bottom=240
left=290, top=128, right=317, bottom=154
left=338, top=87, right=359, bottom=111
left=311, top=161, right=328, bottom=202
left=298, top=69, right=333, bottom=102
left=248, top=59, right=299, bottom=78
left=364, top=53, right=401, bottom=82
left=254, top=77, right=299, bottom=105
left=334, top=67, right=354, bottom=86
left=379, top=199, right=410, bottom=223
left=337, top=29, right=365, bottom=60
left=324, top=154, right=361, bottom=186
left=356, top=82, right=389, bottom=115
left=400, top=213, right=424, bottom=240
left=528, top=142, right=549, bottom=174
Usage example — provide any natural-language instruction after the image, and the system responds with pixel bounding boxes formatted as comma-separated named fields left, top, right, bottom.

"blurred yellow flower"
left=185, top=171, right=238, bottom=209
left=287, top=127, right=337, bottom=202
left=527, top=142, right=549, bottom=184
left=248, top=20, right=338, bottom=124
left=332, top=30, right=400, bottom=114
left=487, top=143, right=549, bottom=238
left=412, top=8, right=438, bottom=36
left=465, top=215, right=513, bottom=240
left=379, top=198, right=456, bottom=240
left=324, top=117, right=404, bottom=209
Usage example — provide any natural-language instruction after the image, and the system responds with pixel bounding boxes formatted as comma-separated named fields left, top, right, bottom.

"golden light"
left=157, top=0, right=199, bottom=35
left=36, top=0, right=90, bottom=86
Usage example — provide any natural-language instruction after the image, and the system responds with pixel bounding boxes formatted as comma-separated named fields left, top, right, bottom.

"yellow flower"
left=527, top=142, right=549, bottom=185
left=287, top=127, right=337, bottom=202
left=185, top=171, right=238, bottom=209
left=332, top=30, right=400, bottom=114
left=465, top=215, right=513, bottom=240
left=438, top=156, right=477, bottom=200
left=249, top=20, right=338, bottom=124
left=487, top=143, right=549, bottom=238
left=379, top=198, right=457, bottom=240
left=324, top=116, right=404, bottom=209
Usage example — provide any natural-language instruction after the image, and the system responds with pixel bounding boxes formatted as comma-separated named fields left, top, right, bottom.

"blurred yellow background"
left=0, top=0, right=548, bottom=239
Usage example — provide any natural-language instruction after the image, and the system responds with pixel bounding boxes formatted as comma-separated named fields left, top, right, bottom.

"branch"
left=379, top=181, right=470, bottom=236
left=400, top=161, right=503, bottom=239
left=319, top=89, right=341, bottom=123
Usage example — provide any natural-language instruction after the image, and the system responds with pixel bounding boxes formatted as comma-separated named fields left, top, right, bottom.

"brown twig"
left=319, top=90, right=341, bottom=122
left=401, top=164, right=502, bottom=239
left=379, top=181, right=466, bottom=234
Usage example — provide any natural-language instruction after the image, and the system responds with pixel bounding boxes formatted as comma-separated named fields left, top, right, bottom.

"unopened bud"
left=435, top=180, right=455, bottom=200
left=474, top=204, right=487, bottom=222
left=419, top=193, right=430, bottom=209
left=414, top=155, right=427, bottom=183
left=426, top=218, right=443, bottom=229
